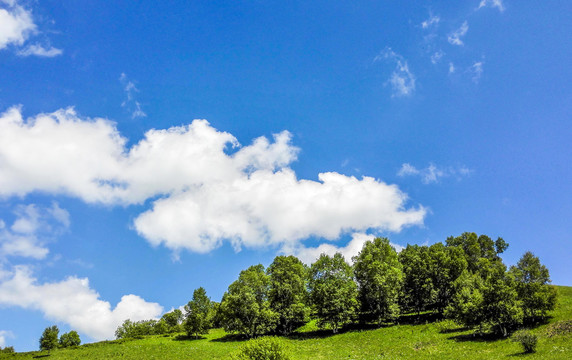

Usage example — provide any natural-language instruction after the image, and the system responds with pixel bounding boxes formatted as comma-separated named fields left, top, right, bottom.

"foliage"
left=267, top=255, right=310, bottom=335
left=353, top=237, right=403, bottom=324
left=59, top=331, right=81, bottom=348
left=0, top=346, right=15, bottom=353
left=445, top=232, right=507, bottom=273
left=161, top=309, right=183, bottom=333
left=427, top=243, right=467, bottom=314
left=184, top=287, right=214, bottom=338
left=115, top=319, right=166, bottom=339
left=511, top=330, right=538, bottom=353
left=510, top=251, right=557, bottom=320
left=221, top=264, right=277, bottom=338
left=446, top=259, right=523, bottom=336
left=399, top=244, right=435, bottom=315
left=230, top=337, right=290, bottom=360
left=309, top=253, right=357, bottom=333
left=39, top=325, right=59, bottom=353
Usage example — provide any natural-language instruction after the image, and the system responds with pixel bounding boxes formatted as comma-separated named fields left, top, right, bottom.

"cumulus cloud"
left=16, top=43, right=62, bottom=57
left=285, top=233, right=404, bottom=265
left=0, top=203, right=69, bottom=259
left=0, top=265, right=162, bottom=341
left=478, top=0, right=505, bottom=12
left=398, top=163, right=472, bottom=184
left=448, top=21, right=469, bottom=46
left=0, top=330, right=13, bottom=348
left=0, top=106, right=426, bottom=254
left=120, top=73, right=147, bottom=119
left=0, top=0, right=36, bottom=50
left=375, top=48, right=416, bottom=97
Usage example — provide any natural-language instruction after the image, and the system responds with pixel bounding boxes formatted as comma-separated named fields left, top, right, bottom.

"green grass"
left=4, top=286, right=572, bottom=359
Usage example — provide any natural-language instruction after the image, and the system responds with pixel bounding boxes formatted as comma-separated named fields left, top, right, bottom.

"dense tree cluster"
left=38, top=325, right=81, bottom=353
left=114, top=232, right=556, bottom=341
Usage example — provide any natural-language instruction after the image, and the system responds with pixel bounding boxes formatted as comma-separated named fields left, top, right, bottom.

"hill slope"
left=4, top=286, right=572, bottom=359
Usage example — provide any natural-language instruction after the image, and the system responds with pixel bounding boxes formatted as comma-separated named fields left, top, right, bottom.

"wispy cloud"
left=449, top=62, right=456, bottom=73
left=448, top=21, right=469, bottom=46
left=469, top=61, right=484, bottom=82
left=421, top=14, right=440, bottom=29
left=431, top=50, right=445, bottom=64
left=0, top=330, right=13, bottom=348
left=477, top=0, right=505, bottom=12
left=398, top=163, right=473, bottom=184
left=17, top=43, right=62, bottom=57
left=120, top=73, right=147, bottom=119
left=375, top=48, right=416, bottom=97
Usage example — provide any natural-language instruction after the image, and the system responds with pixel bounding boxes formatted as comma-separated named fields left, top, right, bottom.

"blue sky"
left=1, top=0, right=571, bottom=351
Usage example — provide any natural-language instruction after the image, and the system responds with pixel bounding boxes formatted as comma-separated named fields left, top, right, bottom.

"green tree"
left=162, top=309, right=183, bottom=332
left=220, top=265, right=277, bottom=338
left=428, top=242, right=467, bottom=314
left=446, top=232, right=507, bottom=273
left=353, top=238, right=403, bottom=324
left=39, top=325, right=59, bottom=353
left=446, top=259, right=523, bottom=336
left=184, top=287, right=214, bottom=338
left=309, top=253, right=358, bottom=333
left=509, top=251, right=557, bottom=321
left=59, top=330, right=81, bottom=348
left=1, top=346, right=15, bottom=353
left=399, top=244, right=435, bottom=315
left=267, top=255, right=310, bottom=335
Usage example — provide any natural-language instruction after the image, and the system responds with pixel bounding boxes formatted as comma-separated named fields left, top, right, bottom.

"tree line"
left=114, top=232, right=557, bottom=341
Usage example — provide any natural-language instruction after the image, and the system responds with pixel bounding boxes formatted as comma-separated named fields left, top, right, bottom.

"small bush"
left=511, top=330, right=538, bottom=353
left=231, top=337, right=290, bottom=360
left=1, top=346, right=15, bottom=353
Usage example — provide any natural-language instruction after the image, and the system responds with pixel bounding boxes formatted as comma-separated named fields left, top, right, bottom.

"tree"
left=162, top=309, right=184, bottom=333
left=267, top=255, right=310, bottom=335
left=446, top=259, right=523, bottom=336
left=353, top=238, right=403, bottom=324
left=1, top=346, right=15, bottom=353
left=309, top=253, right=358, bottom=333
left=220, top=265, right=277, bottom=338
left=446, top=232, right=507, bottom=273
left=509, top=251, right=557, bottom=321
left=184, top=287, right=214, bottom=338
left=39, top=325, right=59, bottom=353
left=399, top=244, right=435, bottom=315
left=428, top=242, right=467, bottom=314
left=59, top=330, right=81, bottom=348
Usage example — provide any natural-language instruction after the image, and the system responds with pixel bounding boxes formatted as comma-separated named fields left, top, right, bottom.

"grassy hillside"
left=4, top=286, right=572, bottom=359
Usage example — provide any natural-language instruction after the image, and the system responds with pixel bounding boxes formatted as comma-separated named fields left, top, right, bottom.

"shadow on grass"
left=508, top=351, right=535, bottom=357
left=448, top=332, right=506, bottom=343
left=210, top=334, right=248, bottom=343
left=32, top=355, right=50, bottom=358
left=173, top=334, right=207, bottom=341
left=398, top=312, right=442, bottom=325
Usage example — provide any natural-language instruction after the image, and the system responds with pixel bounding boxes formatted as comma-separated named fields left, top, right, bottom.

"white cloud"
left=0, top=265, right=163, bottom=341
left=470, top=61, right=484, bottom=82
left=16, top=43, right=62, bottom=57
left=421, top=14, right=440, bottom=29
left=449, top=62, right=456, bottom=73
left=120, top=73, right=147, bottom=119
left=0, top=203, right=69, bottom=259
left=478, top=0, right=505, bottom=12
left=398, top=163, right=473, bottom=184
left=376, top=48, right=416, bottom=97
left=448, top=21, right=469, bottom=46
left=430, top=51, right=445, bottom=64
left=0, top=0, right=36, bottom=50
left=0, top=106, right=426, bottom=254
left=0, top=330, right=13, bottom=348
left=285, top=233, right=404, bottom=265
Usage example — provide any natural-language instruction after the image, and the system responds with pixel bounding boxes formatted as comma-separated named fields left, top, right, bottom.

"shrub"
left=1, top=346, right=15, bottom=353
left=511, top=330, right=538, bottom=353
left=231, top=337, right=290, bottom=360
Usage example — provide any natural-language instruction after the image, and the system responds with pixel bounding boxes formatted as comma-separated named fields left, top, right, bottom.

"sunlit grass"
left=4, top=286, right=571, bottom=359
